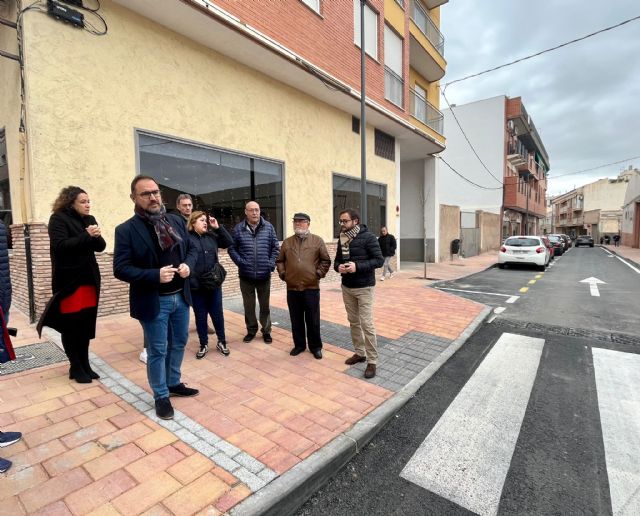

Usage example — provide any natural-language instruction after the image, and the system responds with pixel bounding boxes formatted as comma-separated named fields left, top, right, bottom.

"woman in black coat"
left=38, top=186, right=106, bottom=383
left=188, top=211, right=233, bottom=359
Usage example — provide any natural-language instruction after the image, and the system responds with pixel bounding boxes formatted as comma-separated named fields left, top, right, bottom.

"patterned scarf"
left=339, top=224, right=360, bottom=260
left=135, top=204, right=182, bottom=251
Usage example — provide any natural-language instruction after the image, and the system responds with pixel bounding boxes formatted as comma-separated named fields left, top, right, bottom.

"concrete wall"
left=583, top=178, right=628, bottom=212
left=438, top=204, right=460, bottom=262
left=440, top=96, right=504, bottom=214
left=622, top=171, right=640, bottom=246
left=478, top=210, right=501, bottom=253
left=21, top=0, right=395, bottom=244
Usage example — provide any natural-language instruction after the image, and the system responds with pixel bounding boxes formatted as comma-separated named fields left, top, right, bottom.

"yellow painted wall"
left=384, top=0, right=405, bottom=34
left=0, top=0, right=25, bottom=224
left=408, top=24, right=446, bottom=72
left=21, top=0, right=395, bottom=246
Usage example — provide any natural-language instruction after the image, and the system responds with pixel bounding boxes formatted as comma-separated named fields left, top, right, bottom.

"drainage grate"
left=493, top=318, right=640, bottom=346
left=0, top=342, right=67, bottom=375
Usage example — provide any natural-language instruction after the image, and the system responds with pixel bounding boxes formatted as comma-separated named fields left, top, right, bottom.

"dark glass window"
left=0, top=129, right=12, bottom=247
left=137, top=132, right=283, bottom=239
left=332, top=174, right=386, bottom=238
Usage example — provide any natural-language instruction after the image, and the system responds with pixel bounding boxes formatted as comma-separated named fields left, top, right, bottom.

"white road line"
left=400, top=333, right=544, bottom=516
left=494, top=306, right=506, bottom=314
left=506, top=296, right=519, bottom=303
left=600, top=247, right=614, bottom=257
left=615, top=256, right=640, bottom=274
left=592, top=348, right=640, bottom=516
left=436, top=287, right=516, bottom=298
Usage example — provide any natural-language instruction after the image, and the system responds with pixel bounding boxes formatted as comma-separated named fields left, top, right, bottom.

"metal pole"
left=360, top=0, right=367, bottom=226
left=525, top=175, right=529, bottom=234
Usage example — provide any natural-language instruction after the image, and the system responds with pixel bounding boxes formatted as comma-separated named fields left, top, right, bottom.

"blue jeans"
left=140, top=293, right=190, bottom=400
left=192, top=288, right=225, bottom=345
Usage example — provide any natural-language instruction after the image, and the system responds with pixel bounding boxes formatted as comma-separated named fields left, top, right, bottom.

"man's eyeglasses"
left=338, top=219, right=352, bottom=225
left=137, top=190, right=161, bottom=200
left=246, top=208, right=260, bottom=213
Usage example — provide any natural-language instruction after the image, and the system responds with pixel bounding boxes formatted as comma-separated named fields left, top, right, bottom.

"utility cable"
left=443, top=14, right=640, bottom=90
left=441, top=89, right=504, bottom=185
left=437, top=156, right=503, bottom=190
left=548, top=155, right=640, bottom=179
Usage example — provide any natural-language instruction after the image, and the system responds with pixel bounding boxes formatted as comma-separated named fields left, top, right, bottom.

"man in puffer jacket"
left=334, top=209, right=384, bottom=379
left=228, top=201, right=280, bottom=344
left=0, top=221, right=10, bottom=323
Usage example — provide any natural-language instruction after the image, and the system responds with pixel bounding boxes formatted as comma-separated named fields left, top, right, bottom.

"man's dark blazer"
left=113, top=212, right=197, bottom=322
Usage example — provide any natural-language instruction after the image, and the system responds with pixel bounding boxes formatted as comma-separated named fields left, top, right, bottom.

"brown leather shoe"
left=364, top=363, right=376, bottom=379
left=345, top=354, right=366, bottom=365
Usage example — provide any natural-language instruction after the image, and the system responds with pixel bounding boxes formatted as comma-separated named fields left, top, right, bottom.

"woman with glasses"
left=188, top=211, right=233, bottom=358
left=38, top=186, right=106, bottom=383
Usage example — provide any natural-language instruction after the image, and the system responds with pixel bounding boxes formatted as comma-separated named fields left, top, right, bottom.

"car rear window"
left=549, top=236, right=562, bottom=242
left=505, top=237, right=540, bottom=247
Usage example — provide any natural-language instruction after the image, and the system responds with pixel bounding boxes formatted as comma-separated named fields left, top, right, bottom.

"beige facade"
left=3, top=0, right=447, bottom=318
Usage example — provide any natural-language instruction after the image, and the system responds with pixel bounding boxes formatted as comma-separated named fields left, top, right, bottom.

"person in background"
left=114, top=176, right=199, bottom=420
left=176, top=193, right=193, bottom=222
left=38, top=186, right=106, bottom=384
left=334, top=209, right=384, bottom=379
left=228, top=201, right=280, bottom=344
left=188, top=211, right=233, bottom=358
left=0, top=430, right=22, bottom=473
left=613, top=233, right=620, bottom=247
left=378, top=226, right=397, bottom=281
left=276, top=212, right=330, bottom=359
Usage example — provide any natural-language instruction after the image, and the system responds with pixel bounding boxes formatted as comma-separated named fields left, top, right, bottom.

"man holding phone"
left=334, top=209, right=384, bottom=379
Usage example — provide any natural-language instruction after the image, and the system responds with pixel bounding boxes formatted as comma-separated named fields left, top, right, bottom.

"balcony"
left=507, top=140, right=529, bottom=167
left=410, top=88, right=444, bottom=134
left=408, top=1, right=446, bottom=82
left=422, top=0, right=449, bottom=8
left=410, top=0, right=444, bottom=56
left=384, top=66, right=404, bottom=108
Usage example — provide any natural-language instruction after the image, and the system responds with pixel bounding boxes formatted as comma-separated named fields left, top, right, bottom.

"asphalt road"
left=296, top=246, right=640, bottom=516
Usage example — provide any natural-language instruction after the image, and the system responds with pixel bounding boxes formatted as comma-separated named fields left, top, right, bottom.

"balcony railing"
left=410, top=0, right=445, bottom=56
left=507, top=140, right=529, bottom=167
left=410, top=88, right=444, bottom=134
left=384, top=66, right=404, bottom=108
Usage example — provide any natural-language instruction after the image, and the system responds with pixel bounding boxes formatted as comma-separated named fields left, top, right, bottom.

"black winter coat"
left=0, top=221, right=11, bottom=315
left=334, top=225, right=384, bottom=288
left=378, top=233, right=397, bottom=257
left=37, top=209, right=106, bottom=338
left=189, top=226, right=234, bottom=291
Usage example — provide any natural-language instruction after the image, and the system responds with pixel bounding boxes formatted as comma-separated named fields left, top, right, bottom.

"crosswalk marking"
left=593, top=348, right=640, bottom=516
left=400, top=333, right=544, bottom=516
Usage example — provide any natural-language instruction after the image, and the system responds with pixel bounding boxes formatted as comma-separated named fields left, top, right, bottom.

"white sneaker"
left=380, top=276, right=385, bottom=281
left=139, top=349, right=148, bottom=364
left=389, top=272, right=395, bottom=279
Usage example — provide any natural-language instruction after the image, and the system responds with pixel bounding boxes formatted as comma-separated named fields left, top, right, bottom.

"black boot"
left=62, top=335, right=92, bottom=384
left=78, top=339, right=100, bottom=380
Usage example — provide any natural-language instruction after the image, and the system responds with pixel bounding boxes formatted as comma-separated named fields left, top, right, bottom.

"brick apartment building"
left=0, top=0, right=447, bottom=320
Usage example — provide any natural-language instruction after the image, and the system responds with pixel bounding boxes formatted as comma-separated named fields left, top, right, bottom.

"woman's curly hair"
left=51, top=186, right=87, bottom=213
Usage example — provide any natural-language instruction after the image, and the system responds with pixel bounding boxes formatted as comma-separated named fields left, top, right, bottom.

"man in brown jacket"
left=276, top=213, right=331, bottom=359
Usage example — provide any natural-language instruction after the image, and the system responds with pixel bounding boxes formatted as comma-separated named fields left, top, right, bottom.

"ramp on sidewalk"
left=1, top=268, right=489, bottom=515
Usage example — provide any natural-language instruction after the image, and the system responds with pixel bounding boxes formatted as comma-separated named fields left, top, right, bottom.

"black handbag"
left=199, top=262, right=227, bottom=290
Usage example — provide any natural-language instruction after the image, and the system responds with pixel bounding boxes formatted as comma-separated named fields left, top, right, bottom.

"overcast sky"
left=440, top=0, right=640, bottom=196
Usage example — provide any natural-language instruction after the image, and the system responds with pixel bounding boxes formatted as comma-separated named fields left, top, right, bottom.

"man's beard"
left=294, top=228, right=309, bottom=237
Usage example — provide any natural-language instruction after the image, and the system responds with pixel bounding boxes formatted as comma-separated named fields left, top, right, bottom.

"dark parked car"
left=575, top=235, right=594, bottom=247
left=547, top=235, right=565, bottom=256
left=550, top=234, right=570, bottom=251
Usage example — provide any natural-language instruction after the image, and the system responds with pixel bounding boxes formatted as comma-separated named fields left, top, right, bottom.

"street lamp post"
left=359, top=0, right=367, bottom=226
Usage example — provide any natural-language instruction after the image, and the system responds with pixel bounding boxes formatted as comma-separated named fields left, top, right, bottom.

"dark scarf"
left=135, top=204, right=182, bottom=251
left=339, top=224, right=360, bottom=260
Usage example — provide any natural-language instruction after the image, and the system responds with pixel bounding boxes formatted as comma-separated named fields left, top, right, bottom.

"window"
left=384, top=25, right=403, bottom=107
left=333, top=174, right=386, bottom=238
left=137, top=132, right=284, bottom=239
left=0, top=129, right=12, bottom=243
left=374, top=129, right=395, bottom=161
left=353, top=0, right=378, bottom=59
left=300, top=0, right=320, bottom=13
left=352, top=116, right=360, bottom=134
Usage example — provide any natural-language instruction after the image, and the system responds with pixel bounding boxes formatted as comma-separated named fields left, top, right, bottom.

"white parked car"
left=498, top=236, right=550, bottom=271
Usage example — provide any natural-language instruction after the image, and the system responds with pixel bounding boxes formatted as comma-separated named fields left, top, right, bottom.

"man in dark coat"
left=0, top=220, right=15, bottom=364
left=114, top=176, right=198, bottom=420
left=334, top=209, right=384, bottom=379
left=228, top=200, right=280, bottom=344
left=378, top=226, right=397, bottom=280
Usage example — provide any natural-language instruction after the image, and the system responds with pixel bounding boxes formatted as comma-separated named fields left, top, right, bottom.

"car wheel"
left=590, top=244, right=594, bottom=247
left=539, top=264, right=546, bottom=271
left=498, top=264, right=505, bottom=269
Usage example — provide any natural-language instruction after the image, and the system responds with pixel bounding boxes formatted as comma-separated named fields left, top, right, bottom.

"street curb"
left=427, top=261, right=498, bottom=288
left=598, top=245, right=640, bottom=269
left=230, top=304, right=493, bottom=516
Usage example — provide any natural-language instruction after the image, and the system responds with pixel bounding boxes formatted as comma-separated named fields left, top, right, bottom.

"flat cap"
left=292, top=212, right=311, bottom=221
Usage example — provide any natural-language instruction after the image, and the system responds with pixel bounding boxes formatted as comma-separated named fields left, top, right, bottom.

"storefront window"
left=333, top=174, right=386, bottom=238
left=137, top=132, right=284, bottom=238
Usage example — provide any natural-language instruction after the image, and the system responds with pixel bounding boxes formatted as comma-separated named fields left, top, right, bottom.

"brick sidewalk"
left=1, top=267, right=486, bottom=515
left=602, top=244, right=640, bottom=266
